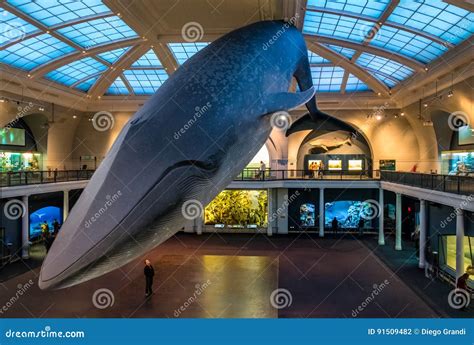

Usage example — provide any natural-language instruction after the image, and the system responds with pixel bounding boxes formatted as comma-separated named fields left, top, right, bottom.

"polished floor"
left=0, top=233, right=439, bottom=318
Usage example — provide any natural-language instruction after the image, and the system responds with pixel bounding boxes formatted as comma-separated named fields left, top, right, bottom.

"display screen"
left=0, top=128, right=25, bottom=146
left=299, top=203, right=315, bottom=227
left=380, top=160, right=396, bottom=171
left=328, top=159, right=342, bottom=170
left=29, top=206, right=61, bottom=239
left=325, top=201, right=376, bottom=228
left=348, top=160, right=362, bottom=171
left=459, top=125, right=474, bottom=145
left=205, top=190, right=267, bottom=227
left=308, top=160, right=322, bottom=171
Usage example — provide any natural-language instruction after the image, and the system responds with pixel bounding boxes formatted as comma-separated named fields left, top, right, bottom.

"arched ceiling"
left=0, top=0, right=472, bottom=99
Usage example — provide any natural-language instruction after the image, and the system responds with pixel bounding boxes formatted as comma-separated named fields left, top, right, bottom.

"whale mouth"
left=39, top=159, right=218, bottom=290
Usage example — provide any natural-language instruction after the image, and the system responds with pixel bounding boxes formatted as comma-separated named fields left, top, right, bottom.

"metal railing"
left=235, top=169, right=376, bottom=181
left=0, top=170, right=95, bottom=187
left=1, top=169, right=473, bottom=196
left=381, top=171, right=474, bottom=196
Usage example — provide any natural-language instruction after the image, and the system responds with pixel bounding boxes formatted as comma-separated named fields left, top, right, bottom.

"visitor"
left=144, top=259, right=155, bottom=297
left=41, top=221, right=50, bottom=239
left=259, top=161, right=266, bottom=180
left=456, top=266, right=473, bottom=311
left=332, top=217, right=338, bottom=235
left=424, top=245, right=433, bottom=279
left=358, top=218, right=364, bottom=237
left=52, top=219, right=60, bottom=236
left=319, top=162, right=325, bottom=179
left=411, top=226, right=420, bottom=258
left=44, top=232, right=54, bottom=253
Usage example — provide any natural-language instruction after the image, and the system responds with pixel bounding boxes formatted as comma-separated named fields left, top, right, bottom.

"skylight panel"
left=75, top=75, right=99, bottom=92
left=106, top=76, right=129, bottom=95
left=0, top=9, right=39, bottom=46
left=132, top=49, right=162, bottom=67
left=356, top=52, right=414, bottom=81
left=123, top=69, right=169, bottom=95
left=57, top=16, right=137, bottom=49
left=345, top=74, right=370, bottom=92
left=310, top=66, right=345, bottom=92
left=308, top=50, right=330, bottom=64
left=97, top=47, right=130, bottom=64
left=45, top=57, right=107, bottom=86
left=0, top=33, right=75, bottom=70
left=323, top=44, right=356, bottom=59
left=7, top=0, right=112, bottom=27
left=307, top=0, right=390, bottom=19
left=168, top=42, right=208, bottom=65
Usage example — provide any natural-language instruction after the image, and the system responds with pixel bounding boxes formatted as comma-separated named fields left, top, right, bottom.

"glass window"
left=106, top=76, right=129, bottom=95
left=123, top=69, right=168, bottom=95
left=310, top=66, right=345, bottom=92
left=132, top=49, right=162, bottom=67
left=168, top=42, right=208, bottom=65
left=307, top=0, right=390, bottom=19
left=323, top=44, right=356, bottom=59
left=308, top=50, right=330, bottom=64
left=345, top=74, right=369, bottom=92
left=0, top=9, right=40, bottom=46
left=97, top=47, right=130, bottom=64
left=445, top=236, right=473, bottom=271
left=45, top=57, right=107, bottom=86
left=356, top=52, right=414, bottom=82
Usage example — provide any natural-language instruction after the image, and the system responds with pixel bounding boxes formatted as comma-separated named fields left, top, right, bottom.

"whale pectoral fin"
left=264, top=86, right=316, bottom=114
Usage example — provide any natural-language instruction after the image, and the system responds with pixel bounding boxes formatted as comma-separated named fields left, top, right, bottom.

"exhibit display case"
left=0, top=151, right=42, bottom=172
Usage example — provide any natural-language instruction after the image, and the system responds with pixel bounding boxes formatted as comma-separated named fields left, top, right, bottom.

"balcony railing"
left=0, top=170, right=95, bottom=187
left=381, top=171, right=474, bottom=196
left=1, top=169, right=473, bottom=196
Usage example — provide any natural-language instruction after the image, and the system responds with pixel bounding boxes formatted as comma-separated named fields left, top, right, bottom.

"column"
left=456, top=209, right=465, bottom=280
left=267, top=188, right=273, bottom=236
left=378, top=188, right=385, bottom=245
left=419, top=199, right=426, bottom=268
left=395, top=193, right=402, bottom=251
left=319, top=188, right=324, bottom=237
left=63, top=189, right=69, bottom=221
left=21, top=195, right=29, bottom=259
left=196, top=213, right=203, bottom=235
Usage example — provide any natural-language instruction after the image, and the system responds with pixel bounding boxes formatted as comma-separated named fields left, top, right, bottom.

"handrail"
left=1, top=169, right=473, bottom=196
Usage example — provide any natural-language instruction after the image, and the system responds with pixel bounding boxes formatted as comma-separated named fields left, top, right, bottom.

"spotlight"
left=394, top=114, right=399, bottom=119
left=423, top=103, right=428, bottom=107
left=377, top=92, right=381, bottom=96
left=400, top=112, right=405, bottom=116
left=39, top=106, right=45, bottom=111
left=447, top=90, right=453, bottom=98
left=73, top=115, right=77, bottom=119
left=424, top=67, right=429, bottom=71
left=0, top=98, right=5, bottom=103
left=375, top=114, right=382, bottom=121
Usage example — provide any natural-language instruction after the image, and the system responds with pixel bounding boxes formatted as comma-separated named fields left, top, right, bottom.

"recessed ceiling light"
left=73, top=115, right=77, bottom=119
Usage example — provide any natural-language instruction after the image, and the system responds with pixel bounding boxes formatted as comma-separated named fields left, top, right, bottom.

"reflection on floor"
left=0, top=233, right=439, bottom=318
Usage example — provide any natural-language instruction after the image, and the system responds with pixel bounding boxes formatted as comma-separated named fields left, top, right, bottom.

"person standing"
left=259, top=161, right=266, bottom=180
left=358, top=218, right=364, bottom=237
left=332, top=217, right=338, bottom=235
left=144, top=259, right=155, bottom=297
left=52, top=219, right=60, bottom=236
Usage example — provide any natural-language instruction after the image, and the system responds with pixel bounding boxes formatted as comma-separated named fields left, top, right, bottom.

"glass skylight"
left=0, top=33, right=75, bottom=70
left=123, top=69, right=168, bottom=95
left=106, top=76, right=129, bottom=95
left=345, top=74, right=369, bottom=92
left=168, top=42, right=208, bottom=65
left=356, top=52, right=414, bottom=81
left=388, top=0, right=474, bottom=45
left=303, top=11, right=374, bottom=42
left=57, top=16, right=137, bottom=49
left=97, top=47, right=130, bottom=64
left=323, top=44, right=356, bottom=59
left=370, top=26, right=449, bottom=63
left=310, top=66, right=345, bottom=92
left=307, top=0, right=390, bottom=19
left=45, top=57, right=107, bottom=86
left=0, top=9, right=39, bottom=46
left=132, top=49, right=162, bottom=67
left=308, top=50, right=330, bottom=64
left=75, top=75, right=99, bottom=92
left=371, top=71, right=397, bottom=88
left=7, top=0, right=111, bottom=27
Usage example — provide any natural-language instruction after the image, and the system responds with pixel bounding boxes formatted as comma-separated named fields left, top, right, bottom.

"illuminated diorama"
left=205, top=190, right=267, bottom=228
left=29, top=206, right=62, bottom=240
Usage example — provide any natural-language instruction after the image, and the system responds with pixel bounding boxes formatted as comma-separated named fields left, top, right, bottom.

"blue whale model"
left=39, top=20, right=326, bottom=289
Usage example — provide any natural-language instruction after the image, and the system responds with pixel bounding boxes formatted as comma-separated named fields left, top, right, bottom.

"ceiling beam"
left=88, top=43, right=151, bottom=98
left=70, top=71, right=103, bottom=88
left=361, top=0, right=399, bottom=45
left=152, top=43, right=179, bottom=75
left=304, top=34, right=425, bottom=72
left=340, top=70, right=349, bottom=94
left=305, top=6, right=452, bottom=48
left=29, top=37, right=145, bottom=79
left=306, top=40, right=390, bottom=96
left=443, top=0, right=474, bottom=12
left=120, top=74, right=135, bottom=95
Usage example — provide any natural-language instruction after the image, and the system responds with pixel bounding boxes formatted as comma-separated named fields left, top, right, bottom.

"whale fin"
left=285, top=113, right=358, bottom=137
left=264, top=86, right=315, bottom=114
